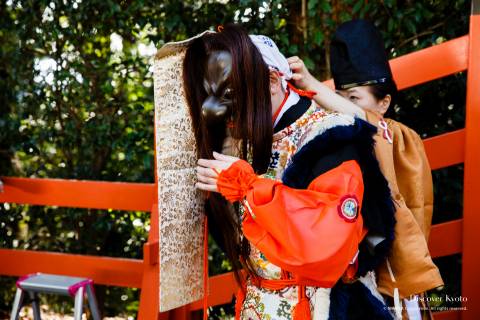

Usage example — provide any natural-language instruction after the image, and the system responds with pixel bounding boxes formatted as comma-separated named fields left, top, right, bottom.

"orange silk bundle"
left=217, top=159, right=366, bottom=287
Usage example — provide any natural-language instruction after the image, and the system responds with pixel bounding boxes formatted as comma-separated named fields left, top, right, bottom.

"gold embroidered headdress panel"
left=153, top=31, right=214, bottom=312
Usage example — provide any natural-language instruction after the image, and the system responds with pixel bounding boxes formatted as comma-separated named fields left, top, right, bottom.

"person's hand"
left=195, top=151, right=240, bottom=192
left=288, top=56, right=316, bottom=91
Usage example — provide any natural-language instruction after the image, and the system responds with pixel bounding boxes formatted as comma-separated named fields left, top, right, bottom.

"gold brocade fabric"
left=153, top=38, right=208, bottom=312
left=366, top=111, right=444, bottom=299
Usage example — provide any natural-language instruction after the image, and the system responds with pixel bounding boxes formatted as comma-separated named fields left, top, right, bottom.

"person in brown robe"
left=287, top=19, right=443, bottom=319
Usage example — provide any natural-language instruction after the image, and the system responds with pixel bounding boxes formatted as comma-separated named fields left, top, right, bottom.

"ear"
left=269, top=71, right=283, bottom=95
left=378, top=94, right=391, bottom=115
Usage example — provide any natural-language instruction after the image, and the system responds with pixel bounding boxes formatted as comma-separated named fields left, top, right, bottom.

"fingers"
left=196, top=172, right=217, bottom=185
left=291, top=73, right=303, bottom=81
left=289, top=61, right=303, bottom=68
left=196, top=165, right=219, bottom=192
left=287, top=56, right=304, bottom=68
left=198, top=154, right=236, bottom=168
left=197, top=158, right=222, bottom=169
left=212, top=151, right=238, bottom=162
left=195, top=182, right=218, bottom=192
left=289, top=61, right=304, bottom=72
left=287, top=56, right=300, bottom=63
left=196, top=153, right=239, bottom=194
left=196, top=165, right=218, bottom=178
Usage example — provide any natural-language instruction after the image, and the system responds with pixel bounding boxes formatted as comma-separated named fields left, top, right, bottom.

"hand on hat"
left=287, top=56, right=315, bottom=92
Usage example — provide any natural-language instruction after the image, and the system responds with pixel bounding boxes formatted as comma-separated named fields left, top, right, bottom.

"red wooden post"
left=138, top=204, right=161, bottom=320
left=138, top=96, right=163, bottom=319
left=461, top=1, right=480, bottom=318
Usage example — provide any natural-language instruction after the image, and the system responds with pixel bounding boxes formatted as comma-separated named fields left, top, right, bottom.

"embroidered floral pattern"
left=154, top=50, right=206, bottom=311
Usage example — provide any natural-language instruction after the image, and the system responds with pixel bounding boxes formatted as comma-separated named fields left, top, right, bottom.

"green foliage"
left=0, top=0, right=470, bottom=318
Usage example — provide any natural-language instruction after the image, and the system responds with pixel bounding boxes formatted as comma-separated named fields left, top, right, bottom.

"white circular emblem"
left=339, top=197, right=358, bottom=222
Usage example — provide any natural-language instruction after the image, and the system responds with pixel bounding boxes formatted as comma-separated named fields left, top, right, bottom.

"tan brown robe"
left=366, top=111, right=444, bottom=300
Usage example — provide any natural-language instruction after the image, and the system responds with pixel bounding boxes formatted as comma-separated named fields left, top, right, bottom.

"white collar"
left=273, top=90, right=301, bottom=127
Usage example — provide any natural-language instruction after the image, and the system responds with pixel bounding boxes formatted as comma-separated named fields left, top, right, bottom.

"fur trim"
left=358, top=271, right=386, bottom=304
left=283, top=116, right=373, bottom=187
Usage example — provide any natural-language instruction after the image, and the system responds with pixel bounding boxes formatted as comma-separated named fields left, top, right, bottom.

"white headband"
left=249, top=35, right=292, bottom=90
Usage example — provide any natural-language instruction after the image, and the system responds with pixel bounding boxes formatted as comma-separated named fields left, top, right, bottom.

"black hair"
left=183, top=24, right=272, bottom=285
left=367, top=78, right=398, bottom=110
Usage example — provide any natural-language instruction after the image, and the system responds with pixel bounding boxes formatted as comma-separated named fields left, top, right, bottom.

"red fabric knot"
left=217, top=159, right=258, bottom=202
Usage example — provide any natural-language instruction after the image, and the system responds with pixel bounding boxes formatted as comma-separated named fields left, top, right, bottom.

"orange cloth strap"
left=272, top=86, right=291, bottom=124
left=287, top=82, right=317, bottom=99
left=234, top=285, right=245, bottom=320
left=293, top=285, right=311, bottom=320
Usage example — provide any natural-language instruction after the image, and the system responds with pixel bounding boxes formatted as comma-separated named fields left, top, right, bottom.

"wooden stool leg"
left=29, top=292, right=41, bottom=320
left=73, top=286, right=85, bottom=320
left=86, top=284, right=101, bottom=320
left=9, top=288, right=25, bottom=320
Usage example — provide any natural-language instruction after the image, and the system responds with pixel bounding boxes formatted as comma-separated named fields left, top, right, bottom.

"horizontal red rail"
left=0, top=249, right=144, bottom=288
left=391, top=36, right=468, bottom=90
left=429, top=219, right=463, bottom=258
left=0, top=177, right=155, bottom=212
left=423, top=129, right=465, bottom=170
